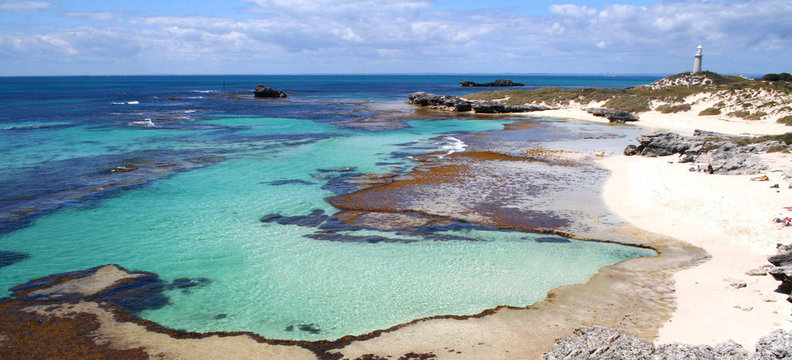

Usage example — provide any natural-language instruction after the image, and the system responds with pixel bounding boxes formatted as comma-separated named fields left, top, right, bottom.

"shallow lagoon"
left=0, top=75, right=657, bottom=340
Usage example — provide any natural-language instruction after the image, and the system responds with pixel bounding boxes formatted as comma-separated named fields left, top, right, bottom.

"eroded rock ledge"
left=408, top=92, right=551, bottom=114
left=624, top=130, right=783, bottom=174
left=543, top=326, right=792, bottom=360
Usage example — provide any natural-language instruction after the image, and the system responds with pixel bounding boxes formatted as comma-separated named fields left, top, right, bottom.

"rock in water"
left=254, top=84, right=287, bottom=98
left=8, top=264, right=170, bottom=313
left=460, top=79, right=525, bottom=87
left=407, top=92, right=549, bottom=113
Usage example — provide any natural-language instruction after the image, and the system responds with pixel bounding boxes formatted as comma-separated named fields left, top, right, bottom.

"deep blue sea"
left=0, top=74, right=659, bottom=340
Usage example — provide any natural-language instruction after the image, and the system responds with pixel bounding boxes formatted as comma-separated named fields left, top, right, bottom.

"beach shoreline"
left=599, top=152, right=792, bottom=349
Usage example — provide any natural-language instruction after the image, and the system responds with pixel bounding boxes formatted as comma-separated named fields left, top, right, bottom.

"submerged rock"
left=254, top=84, right=287, bottom=98
left=8, top=264, right=170, bottom=313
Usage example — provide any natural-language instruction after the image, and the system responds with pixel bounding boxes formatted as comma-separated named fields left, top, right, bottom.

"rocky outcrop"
left=767, top=243, right=792, bottom=303
left=586, top=107, right=639, bottom=123
left=623, top=131, right=782, bottom=174
left=408, top=92, right=550, bottom=114
left=254, top=84, right=287, bottom=98
left=408, top=92, right=473, bottom=112
left=543, top=326, right=792, bottom=359
left=460, top=79, right=525, bottom=87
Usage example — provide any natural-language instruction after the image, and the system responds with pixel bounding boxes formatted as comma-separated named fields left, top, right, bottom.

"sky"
left=0, top=0, right=790, bottom=76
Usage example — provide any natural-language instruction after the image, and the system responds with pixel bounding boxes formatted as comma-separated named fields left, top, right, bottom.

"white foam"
left=129, top=119, right=157, bottom=128
left=126, top=101, right=140, bottom=105
left=438, top=136, right=467, bottom=158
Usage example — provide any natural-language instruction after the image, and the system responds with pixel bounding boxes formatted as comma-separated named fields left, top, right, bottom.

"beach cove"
left=0, top=75, right=791, bottom=359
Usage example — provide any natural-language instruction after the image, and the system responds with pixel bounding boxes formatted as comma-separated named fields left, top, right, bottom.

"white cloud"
left=0, top=1, right=54, bottom=11
left=64, top=11, right=124, bottom=21
left=1, top=0, right=792, bottom=74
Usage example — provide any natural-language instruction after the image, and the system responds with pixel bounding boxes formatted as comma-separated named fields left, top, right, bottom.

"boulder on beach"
left=543, top=326, right=792, bottom=359
left=585, top=107, right=639, bottom=123
left=254, top=84, right=287, bottom=98
left=623, top=131, right=781, bottom=175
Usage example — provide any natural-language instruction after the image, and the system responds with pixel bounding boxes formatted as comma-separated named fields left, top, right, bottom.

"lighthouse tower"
left=693, top=45, right=703, bottom=74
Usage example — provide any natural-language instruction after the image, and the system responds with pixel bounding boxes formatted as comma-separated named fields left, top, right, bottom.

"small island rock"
left=460, top=79, right=525, bottom=87
left=254, top=84, right=287, bottom=98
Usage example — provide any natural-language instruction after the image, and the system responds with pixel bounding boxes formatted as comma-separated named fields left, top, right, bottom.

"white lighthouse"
left=693, top=45, right=703, bottom=74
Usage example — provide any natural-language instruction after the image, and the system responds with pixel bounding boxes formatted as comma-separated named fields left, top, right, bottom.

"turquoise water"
left=0, top=75, right=658, bottom=341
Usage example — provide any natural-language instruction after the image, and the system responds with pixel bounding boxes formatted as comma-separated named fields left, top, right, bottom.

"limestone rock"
left=623, top=131, right=779, bottom=175
left=542, top=326, right=654, bottom=360
left=766, top=243, right=792, bottom=302
left=755, top=329, right=792, bottom=359
left=586, top=107, right=639, bottom=123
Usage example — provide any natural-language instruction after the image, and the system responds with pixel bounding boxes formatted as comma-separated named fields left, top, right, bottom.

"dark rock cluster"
left=543, top=326, right=792, bottom=360
left=585, top=107, right=640, bottom=123
left=767, top=243, right=792, bottom=303
left=460, top=79, right=525, bottom=87
left=254, top=84, right=287, bottom=98
left=623, top=130, right=782, bottom=174
left=407, top=92, right=550, bottom=114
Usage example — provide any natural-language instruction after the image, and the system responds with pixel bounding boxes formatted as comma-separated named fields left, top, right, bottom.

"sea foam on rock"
left=543, top=326, right=792, bottom=359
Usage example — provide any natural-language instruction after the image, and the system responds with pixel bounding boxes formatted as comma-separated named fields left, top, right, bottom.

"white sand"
left=521, top=100, right=791, bottom=136
left=600, top=153, right=792, bottom=348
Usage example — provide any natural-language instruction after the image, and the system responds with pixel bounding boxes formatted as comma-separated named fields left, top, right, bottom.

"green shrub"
left=727, top=110, right=766, bottom=120
left=767, top=144, right=789, bottom=153
left=762, top=73, right=792, bottom=82
left=699, top=107, right=721, bottom=116
left=603, top=96, right=651, bottom=113
left=655, top=103, right=692, bottom=113
left=745, top=112, right=767, bottom=120
left=777, top=115, right=792, bottom=126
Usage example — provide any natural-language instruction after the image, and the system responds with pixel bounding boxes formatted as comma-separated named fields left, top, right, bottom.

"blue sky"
left=0, top=0, right=789, bottom=76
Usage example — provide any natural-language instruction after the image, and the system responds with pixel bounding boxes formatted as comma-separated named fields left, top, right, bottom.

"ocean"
left=0, top=74, right=659, bottom=340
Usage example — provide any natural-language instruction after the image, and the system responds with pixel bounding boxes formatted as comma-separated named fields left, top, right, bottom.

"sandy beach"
left=592, top=110, right=792, bottom=348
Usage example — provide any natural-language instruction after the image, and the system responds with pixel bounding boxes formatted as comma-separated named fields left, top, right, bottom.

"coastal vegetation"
left=699, top=107, right=721, bottom=116
left=463, top=72, right=792, bottom=122
left=761, top=72, right=792, bottom=82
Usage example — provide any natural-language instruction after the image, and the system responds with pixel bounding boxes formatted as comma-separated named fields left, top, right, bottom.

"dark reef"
left=460, top=79, right=525, bottom=87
